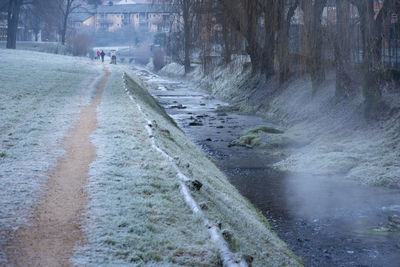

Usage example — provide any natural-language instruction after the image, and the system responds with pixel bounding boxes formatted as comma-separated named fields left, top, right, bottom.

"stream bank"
left=131, top=65, right=400, bottom=266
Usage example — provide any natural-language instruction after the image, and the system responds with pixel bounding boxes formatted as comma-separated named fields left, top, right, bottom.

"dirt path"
left=6, top=67, right=110, bottom=266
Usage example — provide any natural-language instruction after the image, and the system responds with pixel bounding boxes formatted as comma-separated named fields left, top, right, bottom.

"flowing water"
left=131, top=66, right=400, bottom=266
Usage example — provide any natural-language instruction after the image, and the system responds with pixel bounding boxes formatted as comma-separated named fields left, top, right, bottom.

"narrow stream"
left=131, top=66, right=400, bottom=266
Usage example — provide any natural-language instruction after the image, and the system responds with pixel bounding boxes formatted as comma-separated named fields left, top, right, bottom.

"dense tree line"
left=162, top=0, right=399, bottom=119
left=0, top=0, right=102, bottom=48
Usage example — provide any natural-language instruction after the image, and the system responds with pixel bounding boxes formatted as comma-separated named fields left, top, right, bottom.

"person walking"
left=111, top=51, right=117, bottom=64
left=100, top=50, right=105, bottom=63
left=97, top=50, right=101, bottom=60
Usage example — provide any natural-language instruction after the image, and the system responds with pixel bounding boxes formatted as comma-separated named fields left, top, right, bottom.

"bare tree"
left=58, top=0, right=82, bottom=45
left=259, top=0, right=276, bottom=78
left=155, top=0, right=197, bottom=74
left=334, top=0, right=352, bottom=101
left=300, top=0, right=328, bottom=93
left=350, top=0, right=397, bottom=118
left=221, top=0, right=263, bottom=75
left=275, top=0, right=299, bottom=84
left=5, top=0, right=24, bottom=49
left=221, top=0, right=298, bottom=81
left=220, top=5, right=232, bottom=65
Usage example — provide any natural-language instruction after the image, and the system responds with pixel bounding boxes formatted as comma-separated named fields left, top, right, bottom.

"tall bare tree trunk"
left=335, top=0, right=352, bottom=101
left=222, top=11, right=232, bottom=65
left=222, top=0, right=264, bottom=75
left=61, top=0, right=72, bottom=45
left=183, top=1, right=191, bottom=74
left=353, top=0, right=395, bottom=119
left=276, top=0, right=299, bottom=84
left=301, top=0, right=327, bottom=93
left=276, top=1, right=289, bottom=83
left=6, top=0, right=22, bottom=49
left=261, top=0, right=275, bottom=79
left=362, top=6, right=382, bottom=118
left=244, top=1, right=261, bottom=75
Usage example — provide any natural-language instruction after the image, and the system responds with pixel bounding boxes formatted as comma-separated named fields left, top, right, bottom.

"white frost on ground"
left=160, top=58, right=400, bottom=188
left=0, top=49, right=102, bottom=263
left=0, top=41, right=68, bottom=54
left=73, top=65, right=301, bottom=266
left=72, top=66, right=220, bottom=266
left=123, top=73, right=248, bottom=267
left=0, top=50, right=300, bottom=265
left=159, top=62, right=185, bottom=76
left=263, top=75, right=400, bottom=188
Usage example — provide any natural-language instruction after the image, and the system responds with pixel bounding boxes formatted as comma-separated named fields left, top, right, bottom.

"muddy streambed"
left=131, top=67, right=400, bottom=266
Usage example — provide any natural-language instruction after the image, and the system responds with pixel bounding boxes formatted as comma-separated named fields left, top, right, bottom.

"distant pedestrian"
left=97, top=50, right=101, bottom=60
left=111, top=51, right=117, bottom=64
left=100, top=50, right=105, bottom=63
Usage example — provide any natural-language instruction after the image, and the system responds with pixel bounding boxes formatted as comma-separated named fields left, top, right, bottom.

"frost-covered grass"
left=0, top=49, right=101, bottom=263
left=73, top=67, right=220, bottom=266
left=117, top=68, right=301, bottom=266
left=72, top=64, right=301, bottom=266
left=261, top=75, right=400, bottom=188
left=0, top=41, right=68, bottom=54
left=161, top=57, right=400, bottom=188
left=159, top=62, right=185, bottom=76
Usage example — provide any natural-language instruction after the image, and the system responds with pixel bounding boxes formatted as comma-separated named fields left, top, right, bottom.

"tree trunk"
left=301, top=0, right=327, bottom=93
left=276, top=0, right=298, bottom=84
left=61, top=0, right=72, bottom=45
left=183, top=1, right=191, bottom=74
left=244, top=1, right=260, bottom=75
left=261, top=0, right=275, bottom=79
left=222, top=0, right=263, bottom=75
left=311, top=0, right=326, bottom=92
left=354, top=0, right=395, bottom=119
left=310, top=32, right=325, bottom=92
left=7, top=0, right=22, bottom=49
left=222, top=12, right=231, bottom=65
left=335, top=0, right=352, bottom=102
left=362, top=2, right=383, bottom=119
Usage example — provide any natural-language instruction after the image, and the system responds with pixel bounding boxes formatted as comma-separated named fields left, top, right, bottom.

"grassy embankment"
left=73, top=64, right=302, bottom=266
left=172, top=58, right=400, bottom=188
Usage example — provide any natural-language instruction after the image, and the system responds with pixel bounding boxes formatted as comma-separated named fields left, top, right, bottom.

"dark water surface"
left=131, top=66, right=400, bottom=267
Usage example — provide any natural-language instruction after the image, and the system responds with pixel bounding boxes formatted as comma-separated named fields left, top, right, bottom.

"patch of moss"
left=246, top=125, right=284, bottom=134
left=230, top=125, right=286, bottom=149
left=231, top=133, right=262, bottom=148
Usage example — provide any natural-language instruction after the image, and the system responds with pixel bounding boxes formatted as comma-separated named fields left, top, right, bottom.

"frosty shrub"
left=133, top=44, right=151, bottom=65
left=67, top=34, right=92, bottom=56
left=153, top=48, right=165, bottom=71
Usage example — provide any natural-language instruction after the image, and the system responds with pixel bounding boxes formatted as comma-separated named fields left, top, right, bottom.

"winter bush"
left=133, top=44, right=151, bottom=65
left=67, top=34, right=92, bottom=56
left=152, top=48, right=165, bottom=71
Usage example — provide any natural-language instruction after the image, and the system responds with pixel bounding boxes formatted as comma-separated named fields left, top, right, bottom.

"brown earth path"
left=5, top=66, right=110, bottom=266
